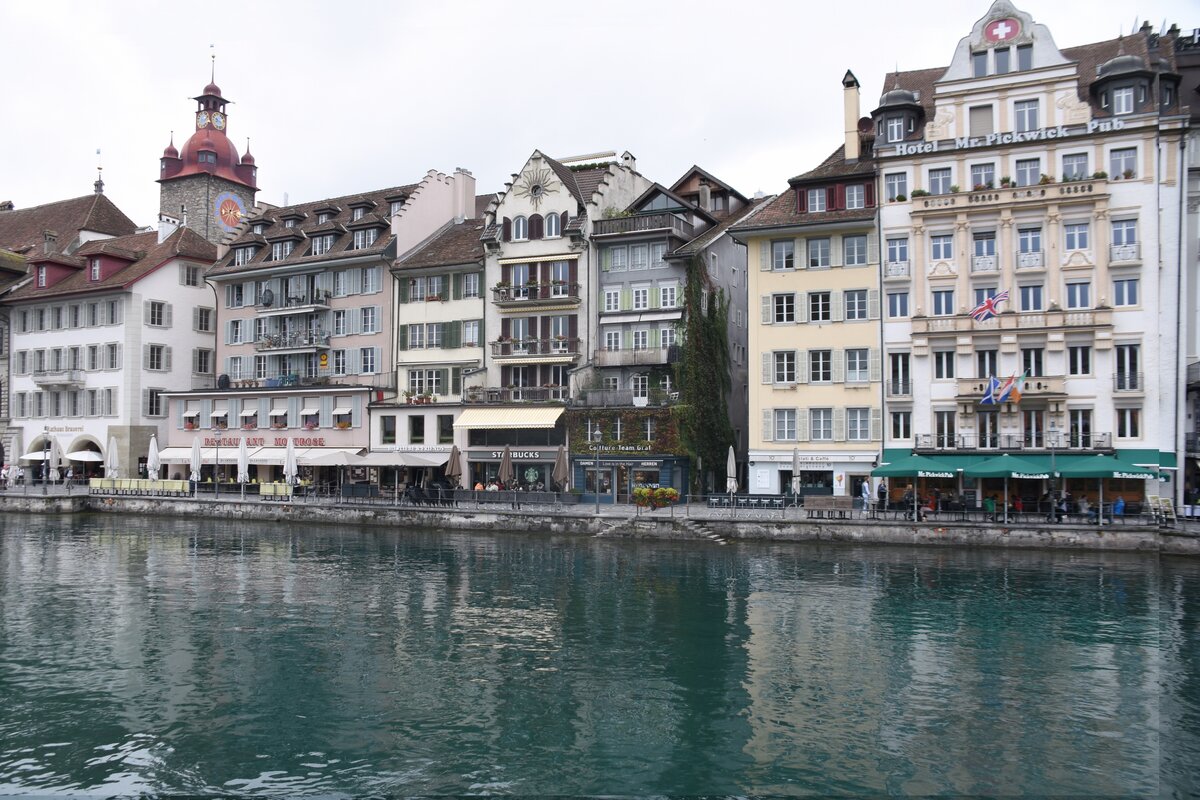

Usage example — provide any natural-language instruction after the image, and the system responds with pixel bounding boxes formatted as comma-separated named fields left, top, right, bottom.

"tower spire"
left=210, top=43, right=216, bottom=83
left=94, top=147, right=104, bottom=194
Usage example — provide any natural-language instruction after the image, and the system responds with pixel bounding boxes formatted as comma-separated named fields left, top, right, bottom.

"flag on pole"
left=969, top=289, right=1009, bottom=322
left=980, top=375, right=1002, bottom=405
left=998, top=371, right=1026, bottom=403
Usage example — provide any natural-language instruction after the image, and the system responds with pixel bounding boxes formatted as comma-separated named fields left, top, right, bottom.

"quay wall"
left=2, top=495, right=1198, bottom=556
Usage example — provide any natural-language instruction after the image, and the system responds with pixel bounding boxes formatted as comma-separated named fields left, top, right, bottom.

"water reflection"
left=0, top=513, right=1195, bottom=797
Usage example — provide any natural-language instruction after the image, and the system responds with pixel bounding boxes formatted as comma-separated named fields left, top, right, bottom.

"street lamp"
left=42, top=425, right=49, bottom=495
left=214, top=437, right=220, bottom=499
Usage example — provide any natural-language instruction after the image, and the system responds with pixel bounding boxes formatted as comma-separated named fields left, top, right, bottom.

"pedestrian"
left=984, top=494, right=997, bottom=522
left=860, top=479, right=872, bottom=517
left=902, top=485, right=915, bottom=520
left=877, top=480, right=888, bottom=514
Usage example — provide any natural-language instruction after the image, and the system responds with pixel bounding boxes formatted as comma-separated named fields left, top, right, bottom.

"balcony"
left=463, top=385, right=568, bottom=404
left=914, top=431, right=1113, bottom=453
left=1016, top=250, right=1044, bottom=270
left=956, top=375, right=1066, bottom=400
left=491, top=282, right=581, bottom=307
left=887, top=379, right=912, bottom=397
left=490, top=337, right=582, bottom=362
left=1110, top=243, right=1140, bottom=263
left=594, top=346, right=674, bottom=368
left=910, top=179, right=1109, bottom=215
left=32, top=369, right=84, bottom=388
left=254, top=331, right=332, bottom=353
left=884, top=261, right=911, bottom=278
left=591, top=212, right=694, bottom=239
left=971, top=255, right=998, bottom=273
left=912, top=307, right=1112, bottom=335
left=1187, top=433, right=1200, bottom=455
left=1113, top=372, right=1144, bottom=393
left=256, top=291, right=331, bottom=316
left=198, top=368, right=395, bottom=391
left=575, top=389, right=680, bottom=408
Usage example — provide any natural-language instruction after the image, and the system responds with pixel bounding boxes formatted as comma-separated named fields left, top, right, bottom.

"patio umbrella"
left=791, top=447, right=802, bottom=496
left=1056, top=455, right=1157, bottom=524
left=497, top=445, right=515, bottom=488
left=726, top=445, right=738, bottom=494
left=237, top=438, right=250, bottom=487
left=66, top=450, right=104, bottom=462
left=146, top=434, right=161, bottom=481
left=304, top=450, right=361, bottom=496
left=964, top=454, right=1053, bottom=524
left=445, top=444, right=464, bottom=487
left=283, top=438, right=299, bottom=488
left=106, top=436, right=120, bottom=479
left=48, top=437, right=62, bottom=483
left=551, top=444, right=569, bottom=492
left=872, top=453, right=959, bottom=521
left=189, top=439, right=203, bottom=484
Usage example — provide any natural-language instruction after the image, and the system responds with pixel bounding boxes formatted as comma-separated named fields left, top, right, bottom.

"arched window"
left=512, top=216, right=528, bottom=241
left=545, top=212, right=561, bottom=238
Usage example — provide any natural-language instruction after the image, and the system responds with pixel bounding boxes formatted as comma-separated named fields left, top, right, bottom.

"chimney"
left=158, top=213, right=180, bottom=244
left=42, top=230, right=58, bottom=254
left=698, top=179, right=712, bottom=212
left=180, top=204, right=188, bottom=229
left=0, top=200, right=14, bottom=212
left=843, top=70, right=861, bottom=162
left=621, top=151, right=637, bottom=172
left=453, top=168, right=476, bottom=223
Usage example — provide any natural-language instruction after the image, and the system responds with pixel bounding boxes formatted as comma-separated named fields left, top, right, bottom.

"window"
left=1115, top=344, right=1140, bottom=390
left=1018, top=227, right=1041, bottom=254
left=270, top=241, right=294, bottom=260
left=1114, top=278, right=1139, bottom=306
left=929, top=168, right=952, bottom=195
left=226, top=284, right=244, bottom=308
left=807, top=238, right=830, bottom=269
left=381, top=416, right=397, bottom=445
left=973, top=231, right=996, bottom=258
left=935, top=410, right=957, bottom=448
left=147, top=301, right=166, bottom=327
left=810, top=350, right=832, bottom=382
left=147, top=344, right=166, bottom=371
left=772, top=240, right=794, bottom=270
left=631, top=330, right=649, bottom=350
left=885, top=173, right=907, bottom=200
left=1112, top=220, right=1137, bottom=246
left=994, top=46, right=1010, bottom=74
left=545, top=213, right=561, bottom=238
left=512, top=216, right=528, bottom=240
left=888, top=292, right=909, bottom=318
left=630, top=245, right=650, bottom=271
left=605, top=246, right=627, bottom=272
left=311, top=235, right=334, bottom=256
left=1014, top=99, right=1038, bottom=132
left=462, top=272, right=481, bottom=299
left=333, top=310, right=347, bottom=336
left=846, top=349, right=869, bottom=382
left=1069, top=408, right=1093, bottom=448
left=774, top=293, right=795, bottom=323
left=193, top=348, right=213, bottom=375
left=977, top=349, right=998, bottom=377
left=106, top=300, right=121, bottom=325
left=1063, top=153, right=1088, bottom=180
left=360, top=307, right=377, bottom=334
left=1066, top=282, right=1091, bottom=309
left=844, top=290, right=868, bottom=321
left=603, top=289, right=620, bottom=312
left=845, top=185, right=864, bottom=209
left=892, top=411, right=912, bottom=440
left=605, top=330, right=621, bottom=351
left=969, top=105, right=994, bottom=137
left=660, top=284, right=677, bottom=309
left=409, top=415, right=425, bottom=445
left=1016, top=44, right=1032, bottom=70
left=352, top=229, right=378, bottom=250
left=630, top=374, right=649, bottom=399
left=844, top=235, right=868, bottom=266
left=1022, top=347, right=1044, bottom=377
left=462, top=320, right=480, bottom=347
left=632, top=287, right=649, bottom=310
left=650, top=243, right=667, bottom=269
left=972, top=51, right=987, bottom=78
left=886, top=116, right=905, bottom=143
left=934, top=350, right=955, bottom=379
left=360, top=347, right=376, bottom=374
left=1113, top=86, right=1134, bottom=115
left=774, top=351, right=796, bottom=383
left=362, top=267, right=381, bottom=293
left=1068, top=345, right=1091, bottom=375
left=970, top=163, right=995, bottom=189
left=661, top=327, right=676, bottom=350
left=426, top=322, right=443, bottom=348
left=810, top=408, right=833, bottom=441
left=89, top=257, right=101, bottom=281
left=1116, top=407, right=1140, bottom=438
left=931, top=234, right=953, bottom=260
left=408, top=324, right=424, bottom=349
left=1015, top=158, right=1040, bottom=187
left=1111, top=147, right=1137, bottom=178
left=146, top=388, right=165, bottom=417
left=807, top=188, right=826, bottom=212
left=847, top=408, right=870, bottom=441
left=1064, top=222, right=1089, bottom=250
left=809, top=292, right=831, bottom=322
left=932, top=289, right=955, bottom=316
left=1019, top=285, right=1043, bottom=311
left=775, top=409, right=796, bottom=441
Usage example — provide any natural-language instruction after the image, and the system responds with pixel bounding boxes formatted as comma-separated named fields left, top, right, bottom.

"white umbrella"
left=189, top=439, right=203, bottom=484
left=147, top=434, right=161, bottom=481
left=283, top=438, right=298, bottom=487
left=66, top=450, right=104, bottom=462
left=48, top=438, right=62, bottom=483
left=726, top=445, right=738, bottom=494
left=237, top=438, right=250, bottom=484
left=791, top=447, right=802, bottom=496
left=106, top=436, right=120, bottom=479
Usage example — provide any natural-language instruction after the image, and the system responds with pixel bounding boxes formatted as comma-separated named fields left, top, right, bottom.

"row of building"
left=2, top=0, right=1198, bottom=506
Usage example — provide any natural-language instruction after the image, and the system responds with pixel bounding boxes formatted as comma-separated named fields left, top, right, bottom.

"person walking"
left=860, top=479, right=872, bottom=518
left=877, top=480, right=888, bottom=515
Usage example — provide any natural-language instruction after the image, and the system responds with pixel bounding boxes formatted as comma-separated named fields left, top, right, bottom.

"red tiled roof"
left=572, top=167, right=611, bottom=205
left=395, top=219, right=485, bottom=271
left=7, top=227, right=216, bottom=302
left=789, top=145, right=876, bottom=184
left=0, top=194, right=137, bottom=256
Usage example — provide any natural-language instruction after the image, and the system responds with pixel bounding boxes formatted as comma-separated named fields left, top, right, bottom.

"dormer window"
left=886, top=117, right=905, bottom=142
left=1163, top=85, right=1175, bottom=106
left=846, top=185, right=865, bottom=209
left=253, top=223, right=265, bottom=235
left=1113, top=87, right=1133, bottom=115
left=352, top=229, right=377, bottom=250
left=284, top=219, right=295, bottom=228
left=36, top=265, right=46, bottom=287
left=233, top=246, right=255, bottom=266
left=352, top=207, right=365, bottom=221
left=318, top=212, right=330, bottom=224
left=311, top=234, right=335, bottom=256
left=198, top=151, right=217, bottom=165
left=806, top=189, right=826, bottom=212
left=89, top=257, right=100, bottom=281
left=390, top=200, right=403, bottom=216
left=270, top=241, right=294, bottom=261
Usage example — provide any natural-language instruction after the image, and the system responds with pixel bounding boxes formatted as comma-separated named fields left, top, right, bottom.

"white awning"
left=268, top=409, right=288, bottom=417
left=239, top=409, right=258, bottom=418
left=332, top=406, right=352, bottom=415
left=299, top=407, right=319, bottom=416
left=210, top=410, right=229, bottom=418
left=498, top=253, right=579, bottom=265
left=358, top=451, right=448, bottom=467
left=453, top=407, right=564, bottom=429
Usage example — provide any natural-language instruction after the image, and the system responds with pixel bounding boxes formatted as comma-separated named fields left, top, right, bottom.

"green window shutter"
left=452, top=273, right=463, bottom=300
left=398, top=278, right=410, bottom=303
left=601, top=249, right=611, bottom=271
left=437, top=368, right=449, bottom=395
left=621, top=288, right=632, bottom=311
left=650, top=286, right=660, bottom=308
left=649, top=328, right=659, bottom=348
left=451, top=367, right=462, bottom=395
left=397, top=324, right=408, bottom=350
left=446, top=321, right=461, bottom=349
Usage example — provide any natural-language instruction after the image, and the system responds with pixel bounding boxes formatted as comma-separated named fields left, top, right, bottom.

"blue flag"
left=980, top=375, right=1002, bottom=405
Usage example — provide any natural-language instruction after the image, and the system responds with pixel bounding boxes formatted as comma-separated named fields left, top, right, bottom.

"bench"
left=805, top=495, right=855, bottom=519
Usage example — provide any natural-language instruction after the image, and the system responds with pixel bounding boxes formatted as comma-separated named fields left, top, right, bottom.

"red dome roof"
left=202, top=81, right=223, bottom=97
left=240, top=148, right=255, bottom=166
left=162, top=137, right=178, bottom=159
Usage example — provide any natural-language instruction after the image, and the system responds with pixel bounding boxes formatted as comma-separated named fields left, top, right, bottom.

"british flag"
left=970, top=289, right=1010, bottom=322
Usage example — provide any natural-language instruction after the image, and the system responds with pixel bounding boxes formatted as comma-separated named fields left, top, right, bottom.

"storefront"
left=467, top=447, right=559, bottom=489
left=747, top=452, right=878, bottom=498
left=571, top=454, right=688, bottom=504
left=455, top=406, right=566, bottom=489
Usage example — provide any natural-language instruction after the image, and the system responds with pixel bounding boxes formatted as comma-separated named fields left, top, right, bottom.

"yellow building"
left=732, top=72, right=882, bottom=498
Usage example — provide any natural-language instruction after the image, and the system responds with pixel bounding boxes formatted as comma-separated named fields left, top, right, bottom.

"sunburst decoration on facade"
left=513, top=167, right=559, bottom=209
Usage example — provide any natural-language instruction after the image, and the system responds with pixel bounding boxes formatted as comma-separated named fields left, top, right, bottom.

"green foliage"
left=675, top=255, right=734, bottom=492
left=633, top=486, right=680, bottom=508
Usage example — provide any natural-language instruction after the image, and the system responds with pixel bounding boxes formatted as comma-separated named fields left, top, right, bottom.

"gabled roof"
left=543, top=154, right=585, bottom=203
left=209, top=183, right=417, bottom=277
left=626, top=183, right=717, bottom=225
left=395, top=219, right=485, bottom=271
left=0, top=194, right=138, bottom=256
left=7, top=227, right=216, bottom=302
left=669, top=166, right=750, bottom=204
left=671, top=196, right=772, bottom=258
left=789, top=144, right=876, bottom=184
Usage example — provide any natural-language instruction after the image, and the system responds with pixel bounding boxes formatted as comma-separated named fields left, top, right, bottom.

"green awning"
left=872, top=453, right=961, bottom=478
left=1160, top=451, right=1178, bottom=469
left=1055, top=454, right=1158, bottom=479
left=963, top=454, right=1053, bottom=479
left=1115, top=448, right=1178, bottom=469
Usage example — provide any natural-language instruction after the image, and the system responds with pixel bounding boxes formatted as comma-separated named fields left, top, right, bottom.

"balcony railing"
left=490, top=337, right=581, bottom=359
left=196, top=368, right=396, bottom=391
left=957, top=375, right=1065, bottom=399
left=912, top=307, right=1112, bottom=335
left=256, top=292, right=331, bottom=314
left=1016, top=250, right=1044, bottom=269
left=32, top=369, right=85, bottom=388
left=971, top=255, right=998, bottom=273
left=591, top=212, right=694, bottom=239
left=887, top=379, right=912, bottom=397
left=491, top=282, right=581, bottom=304
left=254, top=331, right=332, bottom=352
left=884, top=261, right=910, bottom=278
left=1110, top=243, right=1140, bottom=263
left=914, top=431, right=1113, bottom=452
left=594, top=346, right=673, bottom=367
left=463, top=385, right=568, bottom=404
left=1113, top=372, right=1144, bottom=392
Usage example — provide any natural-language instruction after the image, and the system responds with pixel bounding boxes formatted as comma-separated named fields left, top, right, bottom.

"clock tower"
left=158, top=80, right=259, bottom=245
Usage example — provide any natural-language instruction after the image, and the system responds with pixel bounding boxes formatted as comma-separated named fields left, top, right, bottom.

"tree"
left=674, top=254, right=734, bottom=494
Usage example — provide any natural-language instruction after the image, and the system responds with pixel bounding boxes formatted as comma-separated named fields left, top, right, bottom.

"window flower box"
left=304, top=422, right=319, bottom=431
left=183, top=421, right=197, bottom=430
left=335, top=421, right=351, bottom=430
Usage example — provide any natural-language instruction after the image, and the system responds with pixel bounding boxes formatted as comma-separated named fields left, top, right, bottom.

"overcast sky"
left=3, top=0, right=1194, bottom=225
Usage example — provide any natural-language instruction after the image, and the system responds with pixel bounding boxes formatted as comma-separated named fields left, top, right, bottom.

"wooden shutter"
left=348, top=308, right=361, bottom=335
left=164, top=304, right=173, bottom=328
left=320, top=396, right=333, bottom=428
left=447, top=321, right=462, bottom=348
left=761, top=352, right=772, bottom=384
left=794, top=238, right=807, bottom=269
left=398, top=278, right=410, bottom=303
left=759, top=240, right=770, bottom=271
left=141, top=388, right=150, bottom=417
left=762, top=409, right=774, bottom=442
left=142, top=344, right=150, bottom=369
left=831, top=290, right=844, bottom=322
left=868, top=289, right=881, bottom=319
left=397, top=324, right=407, bottom=350
left=797, top=350, right=809, bottom=384
left=568, top=315, right=578, bottom=340
left=451, top=273, right=463, bottom=300
left=502, top=217, right=512, bottom=241
left=797, top=293, right=809, bottom=324
left=833, top=407, right=846, bottom=441
left=867, top=235, right=880, bottom=265
left=561, top=211, right=569, bottom=232
left=500, top=318, right=511, bottom=338
left=436, top=368, right=449, bottom=395
left=142, top=301, right=151, bottom=324
left=828, top=186, right=839, bottom=211
left=869, top=348, right=882, bottom=382
left=797, top=188, right=807, bottom=213
left=833, top=350, right=845, bottom=383
left=164, top=347, right=172, bottom=372
left=451, top=367, right=462, bottom=395
left=761, top=295, right=773, bottom=324
left=864, top=181, right=876, bottom=207
left=529, top=214, right=543, bottom=240
left=870, top=408, right=883, bottom=440
left=796, top=408, right=810, bottom=442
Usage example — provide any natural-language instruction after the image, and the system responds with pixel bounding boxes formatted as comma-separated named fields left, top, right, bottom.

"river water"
left=0, top=513, right=1196, bottom=797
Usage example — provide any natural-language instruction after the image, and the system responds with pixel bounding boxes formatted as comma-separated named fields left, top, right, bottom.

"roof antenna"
left=94, top=147, right=104, bottom=195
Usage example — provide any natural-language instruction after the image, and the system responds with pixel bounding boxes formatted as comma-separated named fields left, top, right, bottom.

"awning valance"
left=239, top=409, right=258, bottom=418
left=498, top=253, right=579, bottom=265
left=453, top=407, right=564, bottom=430
left=332, top=407, right=352, bottom=415
left=210, top=410, right=228, bottom=418
left=299, top=407, right=319, bottom=416
left=268, top=409, right=288, bottom=417
left=358, top=451, right=448, bottom=467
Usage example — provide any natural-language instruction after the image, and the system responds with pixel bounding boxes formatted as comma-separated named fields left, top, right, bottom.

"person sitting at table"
left=1077, top=496, right=1091, bottom=522
left=474, top=480, right=484, bottom=491
left=1011, top=494, right=1023, bottom=514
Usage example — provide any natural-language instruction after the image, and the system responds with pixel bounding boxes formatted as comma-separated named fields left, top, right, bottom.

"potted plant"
left=213, top=420, right=228, bottom=430
left=1038, top=174, right=1054, bottom=185
left=1123, top=169, right=1135, bottom=179
left=1000, top=176, right=1013, bottom=187
left=894, top=193, right=907, bottom=202
left=242, top=422, right=256, bottom=430
left=1093, top=170, right=1108, bottom=179
left=335, top=421, right=351, bottom=430
left=403, top=389, right=415, bottom=404
left=272, top=421, right=287, bottom=430
left=304, top=421, right=319, bottom=431
left=910, top=189, right=929, bottom=198
left=183, top=420, right=197, bottom=431
left=949, top=184, right=960, bottom=193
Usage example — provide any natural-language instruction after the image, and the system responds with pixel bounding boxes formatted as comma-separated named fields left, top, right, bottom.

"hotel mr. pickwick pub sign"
left=887, top=118, right=1127, bottom=157
left=203, top=436, right=328, bottom=447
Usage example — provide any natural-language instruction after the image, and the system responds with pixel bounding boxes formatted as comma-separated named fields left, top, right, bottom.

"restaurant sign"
left=202, top=436, right=327, bottom=447
left=891, top=118, right=1125, bottom=157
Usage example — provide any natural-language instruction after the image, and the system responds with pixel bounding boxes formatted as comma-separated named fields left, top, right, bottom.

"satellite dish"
left=857, top=116, right=873, bottom=134
left=261, top=288, right=274, bottom=307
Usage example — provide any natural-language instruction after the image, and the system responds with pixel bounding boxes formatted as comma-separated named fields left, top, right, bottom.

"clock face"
left=214, top=192, right=246, bottom=232
left=196, top=111, right=210, bottom=129
left=212, top=112, right=226, bottom=130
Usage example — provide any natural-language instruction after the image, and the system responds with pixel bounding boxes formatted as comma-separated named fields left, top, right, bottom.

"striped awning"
left=453, top=406, right=564, bottom=430
left=498, top=253, right=579, bottom=265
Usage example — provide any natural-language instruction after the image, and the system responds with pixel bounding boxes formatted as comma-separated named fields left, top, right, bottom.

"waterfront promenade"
left=2, top=481, right=1198, bottom=556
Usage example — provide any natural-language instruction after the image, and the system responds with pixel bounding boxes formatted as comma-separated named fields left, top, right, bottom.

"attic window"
left=807, top=189, right=826, bottom=212
left=198, top=151, right=217, bottom=165
left=36, top=265, right=46, bottom=287
left=89, top=257, right=101, bottom=281
left=390, top=200, right=403, bottom=216
left=284, top=219, right=295, bottom=228
left=352, top=207, right=365, bottom=221
left=318, top=212, right=330, bottom=224
left=253, top=223, right=265, bottom=235
left=1114, top=87, right=1133, bottom=115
